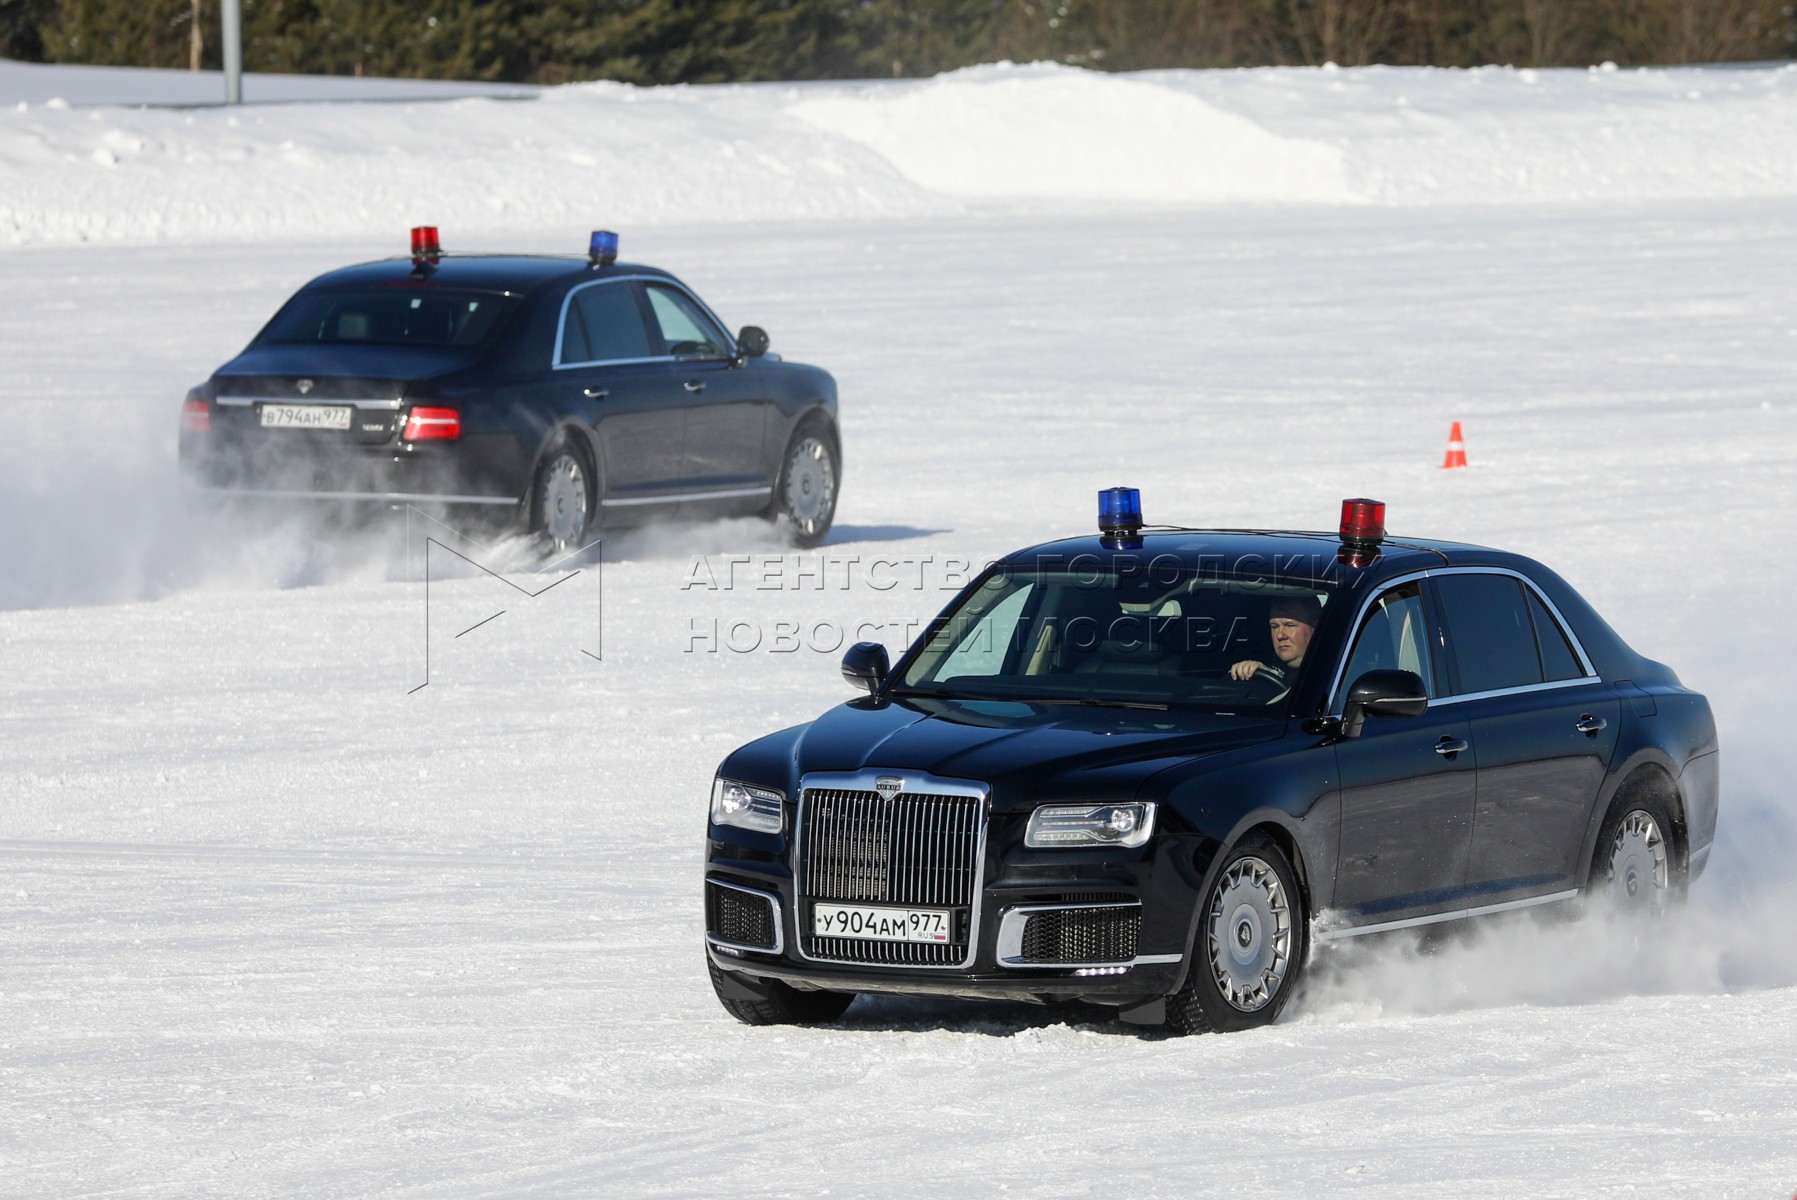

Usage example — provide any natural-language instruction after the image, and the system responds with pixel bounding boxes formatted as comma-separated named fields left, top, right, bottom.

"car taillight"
left=181, top=396, right=211, bottom=433
left=402, top=406, right=461, bottom=441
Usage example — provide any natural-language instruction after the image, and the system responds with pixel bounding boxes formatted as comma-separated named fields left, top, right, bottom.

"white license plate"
left=260, top=404, right=352, bottom=430
left=813, top=903, right=953, bottom=944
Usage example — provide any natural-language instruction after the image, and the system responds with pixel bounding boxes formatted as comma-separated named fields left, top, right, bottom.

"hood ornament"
left=296, top=379, right=314, bottom=395
left=874, top=776, right=903, bottom=801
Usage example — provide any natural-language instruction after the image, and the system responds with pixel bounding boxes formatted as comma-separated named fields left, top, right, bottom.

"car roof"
left=301, top=255, right=676, bottom=295
left=1003, top=529, right=1526, bottom=586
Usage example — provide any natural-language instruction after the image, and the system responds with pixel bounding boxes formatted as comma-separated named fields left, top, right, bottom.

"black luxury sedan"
left=703, top=493, right=1719, bottom=1034
left=179, top=229, right=842, bottom=549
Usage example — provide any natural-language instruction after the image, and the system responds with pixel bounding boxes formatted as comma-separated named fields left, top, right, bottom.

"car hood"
left=215, top=343, right=482, bottom=385
left=748, top=696, right=1283, bottom=810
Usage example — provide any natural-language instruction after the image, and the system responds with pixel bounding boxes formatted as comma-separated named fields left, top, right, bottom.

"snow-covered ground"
left=2, top=61, right=1795, bottom=1197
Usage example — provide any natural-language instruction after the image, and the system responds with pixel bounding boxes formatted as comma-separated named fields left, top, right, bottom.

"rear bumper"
left=180, top=429, right=527, bottom=509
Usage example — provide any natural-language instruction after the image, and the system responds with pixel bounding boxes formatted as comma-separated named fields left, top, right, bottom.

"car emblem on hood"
left=295, top=379, right=314, bottom=395
left=874, top=776, right=903, bottom=801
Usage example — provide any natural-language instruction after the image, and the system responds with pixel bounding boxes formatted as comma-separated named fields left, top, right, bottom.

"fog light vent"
left=706, top=880, right=777, bottom=952
left=1019, top=905, right=1139, bottom=964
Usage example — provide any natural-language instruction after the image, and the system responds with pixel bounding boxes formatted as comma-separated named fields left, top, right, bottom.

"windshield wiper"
left=888, top=685, right=1000, bottom=702
left=979, top=694, right=1171, bottom=712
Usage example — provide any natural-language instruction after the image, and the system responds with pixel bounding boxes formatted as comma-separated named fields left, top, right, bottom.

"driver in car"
left=1229, top=595, right=1321, bottom=691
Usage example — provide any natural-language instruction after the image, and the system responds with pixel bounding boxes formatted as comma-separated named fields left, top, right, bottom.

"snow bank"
left=788, top=63, right=1355, bottom=204
left=5, top=61, right=1797, bottom=246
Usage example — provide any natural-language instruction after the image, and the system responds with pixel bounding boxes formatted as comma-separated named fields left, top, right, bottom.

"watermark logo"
left=405, top=506, right=602, bottom=693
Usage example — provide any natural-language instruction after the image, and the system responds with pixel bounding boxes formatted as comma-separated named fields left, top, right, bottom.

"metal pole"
left=221, top=0, right=243, bottom=105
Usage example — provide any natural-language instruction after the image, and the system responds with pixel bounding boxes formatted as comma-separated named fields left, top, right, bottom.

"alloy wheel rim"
left=1207, top=855, right=1292, bottom=1013
left=541, top=453, right=588, bottom=551
left=782, top=436, right=835, bottom=537
left=1606, top=809, right=1669, bottom=913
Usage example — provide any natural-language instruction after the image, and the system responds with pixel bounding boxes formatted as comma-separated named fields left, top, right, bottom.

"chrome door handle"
left=582, top=386, right=608, bottom=400
left=683, top=380, right=705, bottom=393
left=1575, top=715, right=1608, bottom=735
left=1434, top=736, right=1469, bottom=758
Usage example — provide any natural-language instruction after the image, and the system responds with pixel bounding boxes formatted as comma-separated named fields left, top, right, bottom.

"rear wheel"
left=1590, top=790, right=1680, bottom=916
left=770, top=422, right=838, bottom=548
left=707, top=955, right=855, bottom=1027
left=1166, top=836, right=1307, bottom=1035
left=533, top=443, right=593, bottom=555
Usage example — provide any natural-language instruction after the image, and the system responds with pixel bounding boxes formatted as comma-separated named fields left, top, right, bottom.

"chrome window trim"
left=1326, top=565, right=1600, bottom=717
left=217, top=395, right=402, bottom=410
left=704, top=877, right=785, bottom=956
left=551, top=274, right=738, bottom=370
left=600, top=485, right=771, bottom=509
left=1314, top=888, right=1578, bottom=941
left=995, top=901, right=1176, bottom=970
left=792, top=770, right=990, bottom=971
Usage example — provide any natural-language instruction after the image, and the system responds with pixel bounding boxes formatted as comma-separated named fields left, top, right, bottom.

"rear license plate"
left=261, top=404, right=352, bottom=430
left=813, top=903, right=953, bottom=944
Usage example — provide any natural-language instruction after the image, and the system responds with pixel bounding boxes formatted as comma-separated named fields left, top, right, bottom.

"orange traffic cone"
left=1441, top=421, right=1468, bottom=470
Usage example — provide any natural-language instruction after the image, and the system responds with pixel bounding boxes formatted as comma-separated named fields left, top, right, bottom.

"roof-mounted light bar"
left=589, top=230, right=619, bottom=268
left=410, top=225, right=442, bottom=269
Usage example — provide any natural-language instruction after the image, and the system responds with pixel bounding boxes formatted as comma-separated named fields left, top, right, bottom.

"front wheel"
left=707, top=955, right=855, bottom=1027
left=770, top=424, right=839, bottom=549
left=1166, top=837, right=1307, bottom=1035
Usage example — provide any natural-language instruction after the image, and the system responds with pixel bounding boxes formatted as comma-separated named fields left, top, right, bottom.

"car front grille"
left=1018, top=905, right=1140, bottom=964
left=705, top=881, right=777, bottom=951
left=799, top=786, right=983, bottom=967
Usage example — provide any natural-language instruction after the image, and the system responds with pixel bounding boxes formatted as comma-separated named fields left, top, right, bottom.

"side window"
left=567, top=283, right=653, bottom=364
left=559, top=303, right=592, bottom=364
left=1340, top=583, right=1437, bottom=700
left=645, top=285, right=728, bottom=359
left=1526, top=588, right=1585, bottom=681
left=1435, top=574, right=1544, bottom=694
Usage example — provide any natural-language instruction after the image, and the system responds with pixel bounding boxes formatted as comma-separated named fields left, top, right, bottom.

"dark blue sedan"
left=179, top=229, right=842, bottom=549
left=703, top=493, right=1719, bottom=1034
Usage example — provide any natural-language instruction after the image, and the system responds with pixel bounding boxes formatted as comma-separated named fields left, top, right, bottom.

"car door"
left=1432, top=571, right=1620, bottom=904
left=556, top=279, right=685, bottom=513
left=1330, top=580, right=1479, bottom=924
left=640, top=280, right=774, bottom=513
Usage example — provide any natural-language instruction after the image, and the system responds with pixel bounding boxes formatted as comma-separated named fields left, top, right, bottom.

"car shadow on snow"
left=826, top=993, right=1153, bottom=1038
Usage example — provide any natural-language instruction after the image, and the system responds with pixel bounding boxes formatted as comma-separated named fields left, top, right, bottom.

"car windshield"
left=896, top=563, right=1332, bottom=712
left=260, top=288, right=513, bottom=347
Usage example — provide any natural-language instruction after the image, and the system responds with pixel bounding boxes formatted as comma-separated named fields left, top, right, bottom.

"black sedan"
left=179, top=229, right=842, bottom=549
left=703, top=493, right=1719, bottom=1033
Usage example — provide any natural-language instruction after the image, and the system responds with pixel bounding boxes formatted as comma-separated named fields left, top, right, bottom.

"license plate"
left=813, top=903, right=953, bottom=944
left=260, top=404, right=352, bottom=430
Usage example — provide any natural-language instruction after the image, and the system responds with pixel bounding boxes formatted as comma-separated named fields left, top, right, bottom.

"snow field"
left=2, top=61, right=1796, bottom=1197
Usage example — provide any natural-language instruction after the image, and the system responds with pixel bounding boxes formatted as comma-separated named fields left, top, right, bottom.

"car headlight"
left=710, top=778, right=784, bottom=835
left=1025, top=802, right=1156, bottom=849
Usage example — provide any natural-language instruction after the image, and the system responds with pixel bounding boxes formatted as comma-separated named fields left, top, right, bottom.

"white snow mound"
left=789, top=62, right=1355, bottom=203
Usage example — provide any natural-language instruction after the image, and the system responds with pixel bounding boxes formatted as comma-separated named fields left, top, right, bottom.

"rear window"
left=262, top=288, right=512, bottom=347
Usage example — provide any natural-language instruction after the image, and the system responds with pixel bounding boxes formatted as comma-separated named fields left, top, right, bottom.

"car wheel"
left=770, top=422, right=838, bottom=549
left=706, top=955, right=855, bottom=1027
left=534, top=442, right=593, bottom=555
left=1590, top=790, right=1680, bottom=916
left=1165, top=836, right=1307, bottom=1035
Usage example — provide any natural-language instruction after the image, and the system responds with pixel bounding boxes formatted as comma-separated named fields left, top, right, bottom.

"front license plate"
left=261, top=404, right=352, bottom=430
left=813, top=903, right=953, bottom=944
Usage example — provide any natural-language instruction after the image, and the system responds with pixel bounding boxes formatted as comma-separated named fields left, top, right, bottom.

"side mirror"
left=841, top=641, right=890, bottom=694
left=1342, top=668, right=1428, bottom=738
left=735, top=325, right=770, bottom=362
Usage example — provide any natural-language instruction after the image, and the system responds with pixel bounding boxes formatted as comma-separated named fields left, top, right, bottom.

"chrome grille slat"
left=798, top=784, right=984, bottom=968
